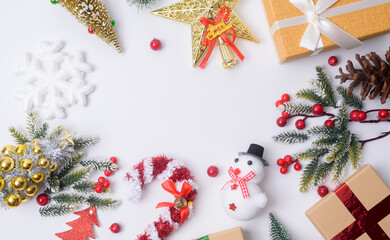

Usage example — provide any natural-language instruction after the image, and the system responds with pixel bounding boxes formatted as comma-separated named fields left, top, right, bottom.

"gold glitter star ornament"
left=60, top=130, right=76, bottom=149
left=53, top=0, right=121, bottom=52
left=152, top=0, right=258, bottom=68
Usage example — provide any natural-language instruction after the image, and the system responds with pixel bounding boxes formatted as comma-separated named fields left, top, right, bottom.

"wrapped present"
left=262, top=0, right=390, bottom=63
left=306, top=164, right=390, bottom=240
left=194, top=227, right=245, bottom=240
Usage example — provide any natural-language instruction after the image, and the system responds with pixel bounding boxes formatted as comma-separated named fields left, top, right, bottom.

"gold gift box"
left=262, top=0, right=390, bottom=63
left=306, top=164, right=390, bottom=240
left=194, top=227, right=245, bottom=240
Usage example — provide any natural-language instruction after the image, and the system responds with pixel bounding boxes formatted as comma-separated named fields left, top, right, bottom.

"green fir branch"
left=335, top=105, right=349, bottom=131
left=87, top=196, right=119, bottom=210
left=269, top=213, right=293, bottom=240
left=49, top=125, right=64, bottom=140
left=313, top=161, right=335, bottom=186
left=295, top=147, right=328, bottom=160
left=73, top=181, right=96, bottom=193
left=57, top=154, right=84, bottom=180
left=300, top=158, right=319, bottom=192
left=26, top=112, right=38, bottom=138
left=39, top=204, right=75, bottom=217
left=80, top=159, right=118, bottom=172
left=326, top=131, right=351, bottom=162
left=315, top=66, right=337, bottom=107
left=337, top=86, right=363, bottom=110
left=332, top=150, right=350, bottom=183
left=273, top=131, right=309, bottom=144
left=59, top=167, right=91, bottom=190
left=52, top=193, right=87, bottom=205
left=295, top=89, right=328, bottom=106
left=307, top=125, right=339, bottom=137
left=8, top=127, right=29, bottom=144
left=312, top=136, right=338, bottom=147
left=46, top=174, right=60, bottom=193
left=349, top=134, right=361, bottom=169
left=33, top=122, right=49, bottom=139
left=284, top=102, right=312, bottom=115
left=73, top=136, right=98, bottom=151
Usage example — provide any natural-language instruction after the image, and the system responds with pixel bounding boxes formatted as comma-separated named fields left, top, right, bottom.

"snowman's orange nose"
left=233, top=168, right=241, bottom=175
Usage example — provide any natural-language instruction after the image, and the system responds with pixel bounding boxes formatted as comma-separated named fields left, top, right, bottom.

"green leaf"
left=313, top=161, right=335, bottom=186
left=269, top=213, right=293, bottom=240
left=8, top=127, right=29, bottom=145
left=300, top=158, right=319, bottom=192
left=284, top=102, right=312, bottom=115
left=296, top=88, right=328, bottom=106
left=315, top=66, right=337, bottom=107
left=39, top=204, right=75, bottom=217
left=337, top=86, right=363, bottom=110
left=80, top=159, right=118, bottom=172
left=349, top=134, right=361, bottom=169
left=273, top=131, right=309, bottom=144
left=52, top=193, right=87, bottom=205
left=73, top=137, right=98, bottom=151
left=59, top=167, right=90, bottom=190
left=57, top=154, right=84, bottom=180
left=87, top=196, right=119, bottom=210
left=295, top=147, right=328, bottom=160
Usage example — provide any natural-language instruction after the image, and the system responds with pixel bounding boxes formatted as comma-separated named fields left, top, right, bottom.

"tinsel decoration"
left=126, top=0, right=156, bottom=9
left=53, top=0, right=121, bottom=52
left=336, top=47, right=390, bottom=104
left=269, top=213, right=293, bottom=240
left=0, top=113, right=118, bottom=216
left=124, top=156, right=198, bottom=240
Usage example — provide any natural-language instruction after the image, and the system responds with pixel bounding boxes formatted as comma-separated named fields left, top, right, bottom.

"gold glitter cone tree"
left=52, top=0, right=121, bottom=52
left=0, top=114, right=118, bottom=215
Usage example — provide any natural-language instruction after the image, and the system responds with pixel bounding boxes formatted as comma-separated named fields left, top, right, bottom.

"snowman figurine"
left=220, top=144, right=268, bottom=221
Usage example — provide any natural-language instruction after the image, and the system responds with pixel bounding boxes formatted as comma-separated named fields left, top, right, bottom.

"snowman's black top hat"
left=238, top=144, right=269, bottom=167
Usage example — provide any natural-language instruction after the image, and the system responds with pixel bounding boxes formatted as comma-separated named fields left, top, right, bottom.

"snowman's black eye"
left=247, top=160, right=253, bottom=165
left=234, top=158, right=239, bottom=163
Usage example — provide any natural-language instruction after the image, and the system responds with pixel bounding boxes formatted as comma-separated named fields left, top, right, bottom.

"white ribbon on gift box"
left=270, top=0, right=390, bottom=54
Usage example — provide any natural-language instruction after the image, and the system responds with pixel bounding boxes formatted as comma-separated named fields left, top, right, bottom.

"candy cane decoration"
left=124, top=156, right=198, bottom=240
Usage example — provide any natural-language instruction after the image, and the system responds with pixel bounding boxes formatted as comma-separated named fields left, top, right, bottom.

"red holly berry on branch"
left=295, top=119, right=306, bottom=130
left=280, top=167, right=288, bottom=174
left=110, top=223, right=121, bottom=233
left=94, top=184, right=104, bottom=193
left=324, top=119, right=335, bottom=127
left=98, top=176, right=105, bottom=184
left=281, top=111, right=290, bottom=118
left=277, top=117, right=287, bottom=127
left=357, top=111, right=367, bottom=122
left=350, top=110, right=359, bottom=121
left=378, top=109, right=389, bottom=121
left=104, top=170, right=112, bottom=177
left=328, top=56, right=338, bottom=66
left=150, top=38, right=161, bottom=50
left=312, top=104, right=324, bottom=115
left=103, top=180, right=111, bottom=188
left=110, top=157, right=118, bottom=163
left=207, top=166, right=219, bottom=177
left=317, top=186, right=329, bottom=198
left=275, top=100, right=284, bottom=108
left=276, top=155, right=301, bottom=174
left=36, top=193, right=49, bottom=206
left=281, top=94, right=290, bottom=102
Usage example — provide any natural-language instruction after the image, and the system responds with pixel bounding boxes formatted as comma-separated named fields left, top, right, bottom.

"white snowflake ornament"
left=14, top=41, right=94, bottom=119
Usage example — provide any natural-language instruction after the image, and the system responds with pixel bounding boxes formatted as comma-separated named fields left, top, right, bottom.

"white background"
left=0, top=0, right=389, bottom=239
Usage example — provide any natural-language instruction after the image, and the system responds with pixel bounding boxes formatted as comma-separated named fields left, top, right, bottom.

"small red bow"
left=199, top=6, right=245, bottom=69
left=156, top=179, right=193, bottom=224
left=222, top=167, right=255, bottom=199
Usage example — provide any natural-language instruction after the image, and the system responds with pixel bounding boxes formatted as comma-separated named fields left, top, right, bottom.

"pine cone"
left=336, top=47, right=390, bottom=104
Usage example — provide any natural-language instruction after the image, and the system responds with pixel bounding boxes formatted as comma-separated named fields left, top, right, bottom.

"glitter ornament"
left=53, top=0, right=121, bottom=52
left=152, top=0, right=258, bottom=68
left=49, top=162, right=58, bottom=171
left=32, top=145, right=43, bottom=156
left=25, top=184, right=39, bottom=197
left=11, top=176, right=28, bottom=191
left=32, top=172, right=45, bottom=183
left=38, top=157, right=50, bottom=168
left=5, top=193, right=22, bottom=208
left=0, top=157, right=15, bottom=172
left=0, top=176, right=5, bottom=191
left=1, top=145, right=14, bottom=156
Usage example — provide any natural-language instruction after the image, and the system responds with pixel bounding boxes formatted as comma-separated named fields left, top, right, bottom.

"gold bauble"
left=174, top=197, right=188, bottom=209
left=15, top=144, right=27, bottom=155
left=20, top=159, right=34, bottom=171
left=0, top=157, right=15, bottom=172
left=32, top=145, right=43, bottom=156
left=22, top=196, right=31, bottom=203
left=4, top=193, right=22, bottom=208
left=49, top=162, right=58, bottom=171
left=32, top=139, right=40, bottom=145
left=38, top=157, right=50, bottom=168
left=25, top=184, right=38, bottom=196
left=32, top=172, right=44, bottom=183
left=1, top=145, right=15, bottom=156
left=11, top=176, right=27, bottom=190
left=0, top=176, right=4, bottom=191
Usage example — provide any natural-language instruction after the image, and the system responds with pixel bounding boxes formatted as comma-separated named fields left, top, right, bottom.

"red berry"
left=294, top=163, right=302, bottom=171
left=275, top=100, right=284, bottom=108
left=150, top=38, right=161, bottom=50
left=284, top=155, right=293, bottom=164
left=88, top=27, right=95, bottom=34
left=98, top=176, right=105, bottom=184
left=378, top=109, right=389, bottom=120
left=110, top=223, right=121, bottom=233
left=295, top=119, right=306, bottom=130
left=281, top=94, right=290, bottom=102
left=280, top=167, right=288, bottom=174
left=36, top=193, right=49, bottom=206
left=110, top=157, right=117, bottom=163
left=324, top=119, right=335, bottom=127
left=207, top=166, right=219, bottom=177
left=350, top=110, right=359, bottom=121
left=281, top=111, right=290, bottom=118
left=317, top=186, right=329, bottom=197
left=104, top=170, right=112, bottom=177
left=276, top=117, right=287, bottom=127
left=276, top=158, right=285, bottom=167
left=357, top=111, right=367, bottom=121
left=103, top=180, right=111, bottom=188
left=328, top=56, right=338, bottom=66
left=312, top=104, right=324, bottom=115
left=95, top=184, right=104, bottom=193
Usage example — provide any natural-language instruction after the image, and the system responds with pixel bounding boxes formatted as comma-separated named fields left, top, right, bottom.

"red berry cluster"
left=277, top=155, right=301, bottom=174
left=275, top=94, right=291, bottom=127
left=104, top=157, right=118, bottom=177
left=95, top=157, right=118, bottom=193
left=350, top=110, right=367, bottom=122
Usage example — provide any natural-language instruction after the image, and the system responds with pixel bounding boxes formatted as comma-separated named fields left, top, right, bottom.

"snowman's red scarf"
left=223, top=167, right=255, bottom=199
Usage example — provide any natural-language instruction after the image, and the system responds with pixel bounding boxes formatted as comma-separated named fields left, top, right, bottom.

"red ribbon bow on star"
left=156, top=179, right=193, bottom=224
left=199, top=6, right=245, bottom=69
left=222, top=167, right=255, bottom=199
